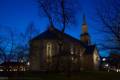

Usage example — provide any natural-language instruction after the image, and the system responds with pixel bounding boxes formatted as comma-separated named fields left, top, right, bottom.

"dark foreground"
left=0, top=71, right=120, bottom=80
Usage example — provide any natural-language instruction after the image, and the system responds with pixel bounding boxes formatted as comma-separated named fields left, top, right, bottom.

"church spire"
left=80, top=14, right=91, bottom=45
left=82, top=14, right=88, bottom=33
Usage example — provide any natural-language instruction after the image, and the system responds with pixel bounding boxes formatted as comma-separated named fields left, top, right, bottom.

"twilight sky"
left=0, top=0, right=109, bottom=56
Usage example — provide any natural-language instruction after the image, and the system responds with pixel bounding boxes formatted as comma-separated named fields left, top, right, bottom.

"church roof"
left=31, top=27, right=85, bottom=46
left=31, top=26, right=97, bottom=55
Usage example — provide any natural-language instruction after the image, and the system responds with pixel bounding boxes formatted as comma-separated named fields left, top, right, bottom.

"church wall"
left=58, top=42, right=83, bottom=71
left=29, top=40, right=41, bottom=71
left=29, top=38, right=93, bottom=71
left=93, top=49, right=100, bottom=70
left=82, top=54, right=94, bottom=70
left=42, top=40, right=59, bottom=71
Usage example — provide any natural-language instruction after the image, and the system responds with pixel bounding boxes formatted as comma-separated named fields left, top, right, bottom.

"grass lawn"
left=2, top=71, right=120, bottom=80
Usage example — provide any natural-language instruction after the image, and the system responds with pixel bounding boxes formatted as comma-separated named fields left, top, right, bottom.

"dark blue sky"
left=0, top=0, right=108, bottom=56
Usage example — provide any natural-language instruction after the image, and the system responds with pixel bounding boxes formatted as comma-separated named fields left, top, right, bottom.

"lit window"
left=9, top=69, right=12, bottom=71
left=71, top=57, right=74, bottom=61
left=117, top=69, right=119, bottom=72
left=20, top=59, right=24, bottom=63
left=47, top=42, right=52, bottom=57
left=13, top=69, right=17, bottom=71
left=0, top=69, right=3, bottom=72
left=46, top=42, right=52, bottom=62
left=20, top=66, right=24, bottom=71
left=70, top=46, right=74, bottom=55
left=27, top=62, right=30, bottom=66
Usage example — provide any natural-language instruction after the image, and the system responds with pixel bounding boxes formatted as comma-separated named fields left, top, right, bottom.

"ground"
left=1, top=71, right=120, bottom=80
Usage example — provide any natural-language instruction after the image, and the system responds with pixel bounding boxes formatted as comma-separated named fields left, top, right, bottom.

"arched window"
left=46, top=42, right=52, bottom=62
left=70, top=45, right=74, bottom=61
left=47, top=42, right=52, bottom=57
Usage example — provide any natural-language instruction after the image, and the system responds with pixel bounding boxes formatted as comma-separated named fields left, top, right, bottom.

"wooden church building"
left=29, top=16, right=100, bottom=71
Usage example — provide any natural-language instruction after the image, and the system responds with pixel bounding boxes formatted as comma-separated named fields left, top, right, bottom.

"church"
left=29, top=16, right=100, bottom=71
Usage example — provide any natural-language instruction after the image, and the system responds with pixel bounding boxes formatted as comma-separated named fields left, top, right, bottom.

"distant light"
left=71, top=57, right=74, bottom=61
left=9, top=69, right=12, bottom=71
left=117, top=69, right=119, bottom=72
left=118, top=69, right=120, bottom=72
left=102, top=58, right=106, bottom=61
left=105, top=64, right=109, bottom=67
left=27, top=62, right=30, bottom=66
left=20, top=59, right=24, bottom=63
left=13, top=69, right=17, bottom=71
left=0, top=69, right=3, bottom=72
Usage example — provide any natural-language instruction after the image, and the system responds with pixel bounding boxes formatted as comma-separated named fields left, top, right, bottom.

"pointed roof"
left=81, top=14, right=88, bottom=34
left=31, top=26, right=85, bottom=46
left=31, top=25, right=97, bottom=55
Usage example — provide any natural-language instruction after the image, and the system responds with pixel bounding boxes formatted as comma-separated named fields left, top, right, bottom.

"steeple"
left=82, top=14, right=88, bottom=33
left=80, top=15, right=91, bottom=45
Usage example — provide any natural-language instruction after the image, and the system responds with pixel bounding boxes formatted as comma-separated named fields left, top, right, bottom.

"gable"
left=31, top=27, right=85, bottom=47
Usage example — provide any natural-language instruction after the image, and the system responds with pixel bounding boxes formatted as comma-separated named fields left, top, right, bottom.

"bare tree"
left=37, top=0, right=81, bottom=72
left=37, top=0, right=80, bottom=32
left=16, top=22, right=39, bottom=62
left=95, top=0, right=120, bottom=51
left=0, top=25, right=17, bottom=62
left=0, top=23, right=38, bottom=63
left=0, top=35, right=7, bottom=62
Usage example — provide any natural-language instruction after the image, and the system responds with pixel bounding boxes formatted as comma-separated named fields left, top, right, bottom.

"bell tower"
left=80, top=15, right=91, bottom=45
